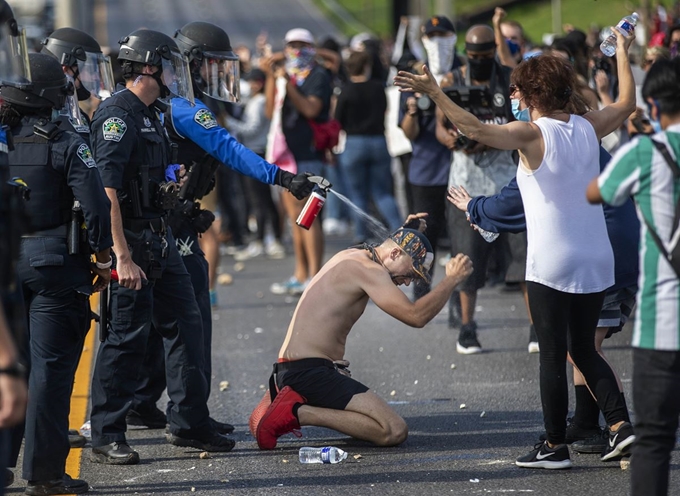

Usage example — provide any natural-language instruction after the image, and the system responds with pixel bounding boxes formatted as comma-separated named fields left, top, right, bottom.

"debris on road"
left=460, top=403, right=466, bottom=409
left=199, top=451, right=210, bottom=459
left=219, top=381, right=229, bottom=391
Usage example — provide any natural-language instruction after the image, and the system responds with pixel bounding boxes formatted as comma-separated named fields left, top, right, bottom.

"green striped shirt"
left=598, top=125, right=680, bottom=350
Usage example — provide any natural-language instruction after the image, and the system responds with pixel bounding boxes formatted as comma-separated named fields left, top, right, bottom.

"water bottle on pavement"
left=299, top=446, right=348, bottom=464
left=600, top=12, right=639, bottom=57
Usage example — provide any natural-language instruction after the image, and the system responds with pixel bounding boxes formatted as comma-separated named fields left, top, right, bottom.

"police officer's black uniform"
left=88, top=28, right=233, bottom=466
left=1, top=52, right=112, bottom=494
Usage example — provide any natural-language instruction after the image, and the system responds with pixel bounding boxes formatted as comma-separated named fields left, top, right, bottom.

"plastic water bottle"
left=600, top=12, right=639, bottom=57
left=299, top=446, right=348, bottom=464
left=474, top=225, right=500, bottom=243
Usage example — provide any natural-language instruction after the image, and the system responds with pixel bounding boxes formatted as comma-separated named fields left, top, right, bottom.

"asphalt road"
left=7, top=231, right=674, bottom=495
left=103, top=0, right=344, bottom=53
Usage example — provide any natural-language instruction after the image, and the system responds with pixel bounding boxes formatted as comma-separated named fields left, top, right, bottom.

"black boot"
left=25, top=474, right=89, bottom=495
left=167, top=428, right=235, bottom=452
left=90, top=442, right=140, bottom=465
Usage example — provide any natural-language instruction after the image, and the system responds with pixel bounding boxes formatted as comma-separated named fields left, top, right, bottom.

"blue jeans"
left=631, top=347, right=680, bottom=496
left=339, top=135, right=402, bottom=241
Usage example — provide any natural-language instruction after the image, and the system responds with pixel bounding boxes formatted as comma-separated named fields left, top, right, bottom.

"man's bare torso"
left=278, top=247, right=381, bottom=362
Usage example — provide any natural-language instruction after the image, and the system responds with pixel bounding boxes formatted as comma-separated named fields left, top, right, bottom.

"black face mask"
left=151, top=70, right=170, bottom=98
left=468, top=57, right=494, bottom=82
left=76, top=84, right=91, bottom=101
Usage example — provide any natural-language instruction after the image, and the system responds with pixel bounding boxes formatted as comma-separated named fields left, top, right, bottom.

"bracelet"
left=0, top=363, right=26, bottom=379
left=95, top=259, right=113, bottom=269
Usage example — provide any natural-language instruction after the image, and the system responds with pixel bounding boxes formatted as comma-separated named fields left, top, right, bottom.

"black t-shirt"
left=282, top=65, right=332, bottom=162
left=335, top=80, right=387, bottom=136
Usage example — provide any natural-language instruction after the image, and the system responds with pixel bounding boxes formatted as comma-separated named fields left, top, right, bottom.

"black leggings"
left=527, top=282, right=628, bottom=444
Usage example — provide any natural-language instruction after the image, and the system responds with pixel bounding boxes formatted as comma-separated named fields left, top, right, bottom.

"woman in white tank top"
left=395, top=29, right=637, bottom=469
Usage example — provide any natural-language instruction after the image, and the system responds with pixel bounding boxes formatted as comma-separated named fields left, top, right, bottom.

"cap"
left=423, top=16, right=455, bottom=36
left=284, top=28, right=315, bottom=45
left=389, top=228, right=434, bottom=282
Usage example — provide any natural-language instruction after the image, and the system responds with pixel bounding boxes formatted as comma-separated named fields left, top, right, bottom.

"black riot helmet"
left=41, top=27, right=115, bottom=100
left=118, top=28, right=194, bottom=103
left=0, top=0, right=31, bottom=86
left=173, top=21, right=240, bottom=102
left=0, top=52, right=73, bottom=110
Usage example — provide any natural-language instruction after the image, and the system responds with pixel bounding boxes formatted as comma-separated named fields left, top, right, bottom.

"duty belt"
left=22, top=224, right=68, bottom=238
left=123, top=216, right=166, bottom=234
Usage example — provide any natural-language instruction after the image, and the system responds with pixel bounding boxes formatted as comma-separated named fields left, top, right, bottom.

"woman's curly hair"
left=510, top=55, right=589, bottom=115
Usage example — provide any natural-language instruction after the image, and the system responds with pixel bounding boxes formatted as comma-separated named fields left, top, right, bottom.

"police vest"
left=9, top=118, right=73, bottom=231
left=98, top=91, right=169, bottom=218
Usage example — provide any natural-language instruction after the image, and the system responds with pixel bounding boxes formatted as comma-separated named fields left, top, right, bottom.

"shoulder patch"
left=194, top=108, right=218, bottom=130
left=77, top=143, right=96, bottom=168
left=102, top=117, right=127, bottom=141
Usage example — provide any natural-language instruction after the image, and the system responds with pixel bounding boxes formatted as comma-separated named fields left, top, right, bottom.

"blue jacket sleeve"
left=171, top=98, right=279, bottom=185
left=467, top=178, right=526, bottom=233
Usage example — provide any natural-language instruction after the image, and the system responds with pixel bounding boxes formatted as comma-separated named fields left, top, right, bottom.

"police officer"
left=88, top=28, right=233, bottom=466
left=0, top=0, right=30, bottom=490
left=1, top=52, right=112, bottom=494
left=126, top=21, right=317, bottom=435
left=41, top=27, right=115, bottom=140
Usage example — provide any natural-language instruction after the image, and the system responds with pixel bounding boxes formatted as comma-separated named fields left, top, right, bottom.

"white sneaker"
left=233, top=241, right=263, bottom=261
left=270, top=277, right=306, bottom=295
left=265, top=240, right=286, bottom=259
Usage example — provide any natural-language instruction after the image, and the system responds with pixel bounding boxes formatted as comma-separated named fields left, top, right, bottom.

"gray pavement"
left=10, top=232, right=675, bottom=495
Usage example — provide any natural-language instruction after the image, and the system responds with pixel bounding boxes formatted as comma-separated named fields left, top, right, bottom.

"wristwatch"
left=0, top=362, right=26, bottom=379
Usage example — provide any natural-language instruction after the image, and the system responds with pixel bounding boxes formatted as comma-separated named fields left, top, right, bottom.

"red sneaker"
left=256, top=386, right=306, bottom=450
left=249, top=390, right=272, bottom=437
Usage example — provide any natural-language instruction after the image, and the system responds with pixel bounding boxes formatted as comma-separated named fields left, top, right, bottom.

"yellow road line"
left=66, top=293, right=99, bottom=476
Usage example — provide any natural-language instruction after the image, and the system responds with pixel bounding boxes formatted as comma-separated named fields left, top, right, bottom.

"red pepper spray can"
left=296, top=185, right=326, bottom=230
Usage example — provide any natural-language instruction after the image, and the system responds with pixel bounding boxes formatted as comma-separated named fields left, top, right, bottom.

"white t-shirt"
left=516, top=115, right=614, bottom=293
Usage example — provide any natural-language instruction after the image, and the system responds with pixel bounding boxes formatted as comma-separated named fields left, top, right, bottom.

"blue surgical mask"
left=651, top=119, right=662, bottom=133
left=511, top=98, right=530, bottom=122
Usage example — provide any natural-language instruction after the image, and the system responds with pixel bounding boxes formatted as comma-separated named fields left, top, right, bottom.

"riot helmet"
left=118, top=28, right=194, bottom=104
left=0, top=52, right=74, bottom=110
left=41, top=27, right=115, bottom=101
left=0, top=0, right=31, bottom=86
left=174, top=21, right=240, bottom=102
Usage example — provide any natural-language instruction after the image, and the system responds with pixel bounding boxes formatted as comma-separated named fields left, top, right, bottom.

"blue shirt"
left=467, top=146, right=639, bottom=291
left=169, top=97, right=279, bottom=185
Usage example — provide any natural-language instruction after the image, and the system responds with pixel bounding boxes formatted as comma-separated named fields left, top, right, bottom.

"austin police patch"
left=493, top=93, right=505, bottom=107
left=102, top=117, right=127, bottom=141
left=194, top=108, right=218, bottom=129
left=77, top=143, right=96, bottom=168
left=143, top=117, right=152, bottom=128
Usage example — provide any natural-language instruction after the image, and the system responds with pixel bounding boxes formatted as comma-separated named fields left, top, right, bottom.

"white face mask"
left=422, top=35, right=457, bottom=76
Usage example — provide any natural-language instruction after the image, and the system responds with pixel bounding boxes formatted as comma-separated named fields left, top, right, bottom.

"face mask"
left=506, top=39, right=520, bottom=56
left=422, top=35, right=457, bottom=76
left=467, top=57, right=494, bottom=81
left=651, top=118, right=662, bottom=133
left=285, top=47, right=316, bottom=84
left=511, top=98, right=530, bottom=122
left=76, top=84, right=91, bottom=102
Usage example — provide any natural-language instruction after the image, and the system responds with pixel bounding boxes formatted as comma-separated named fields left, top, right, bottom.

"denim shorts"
left=599, top=284, right=637, bottom=337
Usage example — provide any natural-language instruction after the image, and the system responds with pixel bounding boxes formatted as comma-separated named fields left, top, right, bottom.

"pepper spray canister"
left=296, top=185, right=327, bottom=230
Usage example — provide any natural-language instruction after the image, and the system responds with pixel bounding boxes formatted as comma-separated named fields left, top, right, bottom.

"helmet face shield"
left=200, top=51, right=240, bottom=103
left=161, top=50, right=194, bottom=104
left=0, top=24, right=31, bottom=85
left=76, top=52, right=115, bottom=99
left=60, top=75, right=86, bottom=127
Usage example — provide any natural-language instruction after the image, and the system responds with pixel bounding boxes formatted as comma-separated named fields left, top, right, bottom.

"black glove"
left=191, top=209, right=216, bottom=234
left=276, top=169, right=315, bottom=200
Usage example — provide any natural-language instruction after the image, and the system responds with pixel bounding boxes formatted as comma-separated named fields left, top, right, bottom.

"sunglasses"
left=509, top=84, right=520, bottom=94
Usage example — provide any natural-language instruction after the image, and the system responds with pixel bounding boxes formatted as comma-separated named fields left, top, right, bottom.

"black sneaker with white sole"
left=516, top=441, right=573, bottom=469
left=601, top=421, right=635, bottom=461
left=571, top=428, right=608, bottom=454
left=456, top=322, right=482, bottom=354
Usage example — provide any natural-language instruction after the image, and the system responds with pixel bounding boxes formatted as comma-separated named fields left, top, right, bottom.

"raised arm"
left=584, top=29, right=637, bottom=139
left=394, top=65, right=540, bottom=153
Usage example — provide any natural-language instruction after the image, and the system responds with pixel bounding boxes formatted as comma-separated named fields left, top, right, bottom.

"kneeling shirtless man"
left=253, top=224, right=473, bottom=449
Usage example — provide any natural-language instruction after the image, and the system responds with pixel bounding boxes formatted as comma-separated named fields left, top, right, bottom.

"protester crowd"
left=1, top=1, right=680, bottom=495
